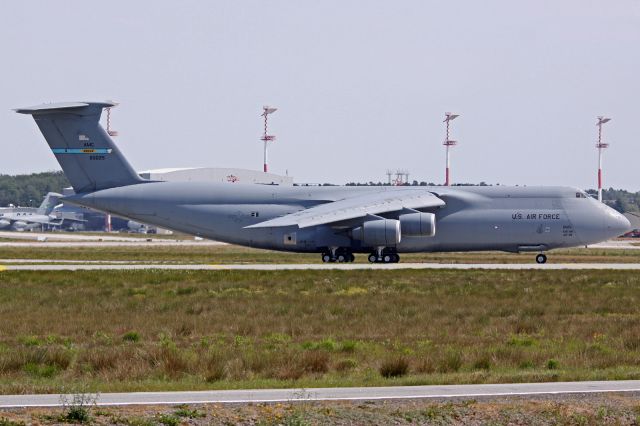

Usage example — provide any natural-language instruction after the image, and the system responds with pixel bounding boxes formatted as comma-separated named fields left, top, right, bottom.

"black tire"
left=368, top=254, right=377, bottom=263
left=322, top=254, right=331, bottom=263
left=337, top=254, right=346, bottom=263
left=536, top=254, right=547, bottom=264
left=383, top=255, right=392, bottom=263
left=349, top=254, right=356, bottom=263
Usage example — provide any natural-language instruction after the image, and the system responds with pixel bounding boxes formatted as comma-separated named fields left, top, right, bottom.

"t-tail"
left=16, top=102, right=145, bottom=194
left=37, top=192, right=63, bottom=215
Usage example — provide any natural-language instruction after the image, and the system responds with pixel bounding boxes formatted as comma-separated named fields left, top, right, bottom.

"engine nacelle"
left=11, top=221, right=27, bottom=231
left=352, top=219, right=401, bottom=246
left=399, top=212, right=436, bottom=237
left=0, top=219, right=10, bottom=229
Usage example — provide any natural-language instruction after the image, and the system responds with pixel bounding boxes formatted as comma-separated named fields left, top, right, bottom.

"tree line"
left=0, top=171, right=70, bottom=207
left=1, top=171, right=638, bottom=214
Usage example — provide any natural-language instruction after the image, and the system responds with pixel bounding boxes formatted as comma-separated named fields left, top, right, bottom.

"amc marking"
left=51, top=148, right=113, bottom=155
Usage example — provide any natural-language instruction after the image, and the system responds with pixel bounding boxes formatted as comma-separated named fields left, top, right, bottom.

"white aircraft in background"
left=0, top=192, right=65, bottom=231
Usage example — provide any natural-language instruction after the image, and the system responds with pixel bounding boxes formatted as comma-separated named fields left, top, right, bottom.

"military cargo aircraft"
left=16, top=102, right=631, bottom=263
left=0, top=192, right=63, bottom=231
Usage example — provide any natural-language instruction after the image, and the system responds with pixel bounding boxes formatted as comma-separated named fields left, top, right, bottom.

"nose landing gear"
left=535, top=253, right=547, bottom=264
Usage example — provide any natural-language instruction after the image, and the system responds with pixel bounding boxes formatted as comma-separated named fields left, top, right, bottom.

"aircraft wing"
left=18, top=217, right=62, bottom=225
left=245, top=189, right=445, bottom=229
left=0, top=216, right=60, bottom=226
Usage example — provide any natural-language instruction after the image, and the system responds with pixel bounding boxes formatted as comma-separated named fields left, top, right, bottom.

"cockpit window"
left=576, top=192, right=587, bottom=198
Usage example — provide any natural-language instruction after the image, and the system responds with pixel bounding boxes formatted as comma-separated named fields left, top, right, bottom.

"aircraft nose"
left=604, top=208, right=632, bottom=238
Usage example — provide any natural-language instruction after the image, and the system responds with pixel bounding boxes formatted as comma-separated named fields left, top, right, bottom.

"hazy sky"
left=1, top=1, right=638, bottom=189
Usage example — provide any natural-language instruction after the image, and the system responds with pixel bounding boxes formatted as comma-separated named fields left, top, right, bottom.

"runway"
left=2, top=262, right=640, bottom=271
left=0, top=231, right=225, bottom=247
left=0, top=381, right=639, bottom=407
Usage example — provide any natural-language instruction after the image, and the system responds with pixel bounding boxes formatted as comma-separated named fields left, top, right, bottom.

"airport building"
left=138, top=167, right=294, bottom=186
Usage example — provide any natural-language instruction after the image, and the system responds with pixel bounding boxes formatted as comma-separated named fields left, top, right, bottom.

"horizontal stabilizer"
left=15, top=102, right=114, bottom=114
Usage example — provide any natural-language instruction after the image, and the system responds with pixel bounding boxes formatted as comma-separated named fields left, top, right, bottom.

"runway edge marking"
left=2, top=387, right=640, bottom=408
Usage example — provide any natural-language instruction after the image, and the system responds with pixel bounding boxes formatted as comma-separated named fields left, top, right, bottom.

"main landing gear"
left=368, top=248, right=400, bottom=264
left=321, top=248, right=355, bottom=263
left=535, top=253, right=547, bottom=264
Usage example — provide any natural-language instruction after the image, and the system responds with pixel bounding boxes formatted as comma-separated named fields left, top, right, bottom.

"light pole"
left=595, top=116, right=611, bottom=202
left=443, top=112, right=459, bottom=186
left=260, top=106, right=277, bottom=173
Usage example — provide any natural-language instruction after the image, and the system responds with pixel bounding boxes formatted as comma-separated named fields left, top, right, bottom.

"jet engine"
left=0, top=219, right=10, bottom=229
left=399, top=212, right=436, bottom=237
left=11, top=221, right=27, bottom=231
left=352, top=219, right=401, bottom=246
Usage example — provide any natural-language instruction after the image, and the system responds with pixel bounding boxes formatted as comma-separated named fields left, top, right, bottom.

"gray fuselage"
left=66, top=182, right=631, bottom=254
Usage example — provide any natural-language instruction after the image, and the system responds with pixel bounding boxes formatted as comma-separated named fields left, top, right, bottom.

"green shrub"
left=23, top=362, right=57, bottom=378
left=547, top=359, right=559, bottom=370
left=0, top=418, right=26, bottom=426
left=156, top=414, right=179, bottom=426
left=174, top=406, right=205, bottom=419
left=339, top=340, right=358, bottom=353
left=317, top=338, right=337, bottom=351
left=59, top=393, right=96, bottom=424
left=62, top=405, right=91, bottom=424
left=122, top=331, right=140, bottom=342
left=507, top=334, right=537, bottom=347
left=301, top=338, right=337, bottom=351
left=20, top=336, right=41, bottom=347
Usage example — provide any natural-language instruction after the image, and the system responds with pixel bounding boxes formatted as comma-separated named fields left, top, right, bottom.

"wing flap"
left=246, top=190, right=445, bottom=228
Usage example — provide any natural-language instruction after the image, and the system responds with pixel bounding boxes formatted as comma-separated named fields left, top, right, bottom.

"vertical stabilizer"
left=36, top=192, right=62, bottom=215
left=16, top=102, right=145, bottom=193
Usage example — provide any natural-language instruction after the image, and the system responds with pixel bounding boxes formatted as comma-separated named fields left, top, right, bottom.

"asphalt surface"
left=1, top=381, right=639, bottom=407
left=2, top=262, right=640, bottom=271
left=0, top=231, right=225, bottom=246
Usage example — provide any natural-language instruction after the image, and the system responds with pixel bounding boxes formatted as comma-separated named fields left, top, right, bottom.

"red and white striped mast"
left=103, top=102, right=119, bottom=232
left=260, top=106, right=277, bottom=173
left=595, top=116, right=611, bottom=202
left=443, top=112, right=459, bottom=186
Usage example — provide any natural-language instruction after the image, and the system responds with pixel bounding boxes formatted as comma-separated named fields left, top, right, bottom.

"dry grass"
left=1, top=269, right=640, bottom=393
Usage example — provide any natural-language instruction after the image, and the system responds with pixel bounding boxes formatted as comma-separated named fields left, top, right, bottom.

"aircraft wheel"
left=337, top=254, right=347, bottom=263
left=322, top=253, right=332, bottom=263
left=368, top=254, right=377, bottom=263
left=535, top=253, right=547, bottom=264
left=383, top=254, right=393, bottom=263
left=349, top=254, right=356, bottom=263
left=393, top=254, right=400, bottom=263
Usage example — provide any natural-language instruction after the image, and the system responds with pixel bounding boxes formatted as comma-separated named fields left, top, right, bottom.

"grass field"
left=1, top=244, right=640, bottom=264
left=1, top=269, right=640, bottom=394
